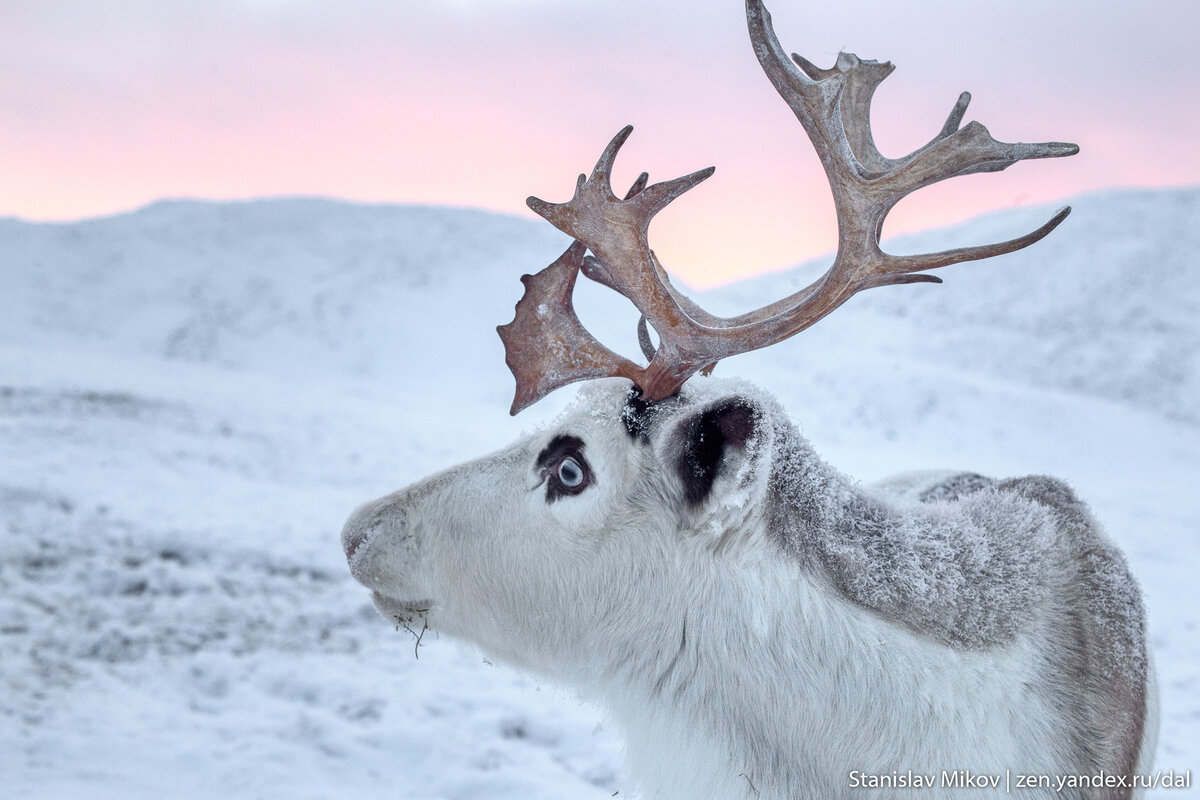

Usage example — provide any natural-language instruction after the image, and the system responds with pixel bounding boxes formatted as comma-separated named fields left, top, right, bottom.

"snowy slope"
left=1, top=190, right=1197, bottom=798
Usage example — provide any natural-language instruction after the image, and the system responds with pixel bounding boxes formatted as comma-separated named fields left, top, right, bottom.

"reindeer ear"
left=672, top=398, right=758, bottom=507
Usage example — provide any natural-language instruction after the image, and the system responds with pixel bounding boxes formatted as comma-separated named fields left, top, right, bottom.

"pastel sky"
left=2, top=0, right=1197, bottom=287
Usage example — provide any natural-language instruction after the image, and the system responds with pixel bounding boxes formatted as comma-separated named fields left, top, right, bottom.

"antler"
left=499, top=0, right=1078, bottom=415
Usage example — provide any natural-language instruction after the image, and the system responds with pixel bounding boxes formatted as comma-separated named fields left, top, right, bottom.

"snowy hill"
left=0, top=199, right=578, bottom=407
left=1, top=190, right=1197, bottom=798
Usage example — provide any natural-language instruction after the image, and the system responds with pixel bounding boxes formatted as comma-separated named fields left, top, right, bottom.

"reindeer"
left=341, top=2, right=1157, bottom=797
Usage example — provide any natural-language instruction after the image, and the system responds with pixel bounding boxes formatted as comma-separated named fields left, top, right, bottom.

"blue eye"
left=537, top=437, right=592, bottom=502
left=557, top=457, right=585, bottom=488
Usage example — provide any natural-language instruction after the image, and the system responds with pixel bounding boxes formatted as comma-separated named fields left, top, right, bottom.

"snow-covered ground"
left=1, top=189, right=1196, bottom=798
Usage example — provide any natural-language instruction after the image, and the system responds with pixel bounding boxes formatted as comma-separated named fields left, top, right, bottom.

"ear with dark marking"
left=674, top=399, right=757, bottom=507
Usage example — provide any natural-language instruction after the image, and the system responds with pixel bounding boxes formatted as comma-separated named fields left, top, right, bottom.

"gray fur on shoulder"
left=769, top=420, right=1103, bottom=651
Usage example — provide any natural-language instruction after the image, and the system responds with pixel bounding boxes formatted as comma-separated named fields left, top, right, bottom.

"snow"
left=2, top=189, right=1197, bottom=797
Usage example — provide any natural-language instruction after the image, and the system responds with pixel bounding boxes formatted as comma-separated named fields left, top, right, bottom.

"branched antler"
left=497, top=241, right=642, bottom=415
left=499, top=0, right=1078, bottom=415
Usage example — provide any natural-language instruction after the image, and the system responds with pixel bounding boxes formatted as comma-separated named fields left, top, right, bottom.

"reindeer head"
left=341, top=379, right=786, bottom=679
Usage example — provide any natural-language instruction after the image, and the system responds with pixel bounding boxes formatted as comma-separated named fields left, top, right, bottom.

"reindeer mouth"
left=371, top=591, right=434, bottom=624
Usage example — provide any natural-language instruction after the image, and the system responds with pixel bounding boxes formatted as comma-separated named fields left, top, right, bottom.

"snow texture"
left=1, top=189, right=1197, bottom=798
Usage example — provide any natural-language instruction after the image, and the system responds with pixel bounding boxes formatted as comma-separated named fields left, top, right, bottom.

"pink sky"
left=2, top=0, right=1197, bottom=287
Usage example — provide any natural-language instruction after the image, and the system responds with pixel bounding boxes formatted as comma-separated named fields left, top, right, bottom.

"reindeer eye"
left=545, top=453, right=591, bottom=501
left=536, top=435, right=591, bottom=502
left=557, top=457, right=585, bottom=488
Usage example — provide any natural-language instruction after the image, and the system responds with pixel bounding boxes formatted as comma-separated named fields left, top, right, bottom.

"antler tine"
left=591, top=125, right=633, bottom=194
left=939, top=92, right=972, bottom=140
left=874, top=205, right=1073, bottom=284
left=625, top=171, right=651, bottom=200
left=499, top=0, right=1078, bottom=413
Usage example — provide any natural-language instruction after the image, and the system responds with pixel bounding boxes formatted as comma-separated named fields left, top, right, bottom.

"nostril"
left=343, top=527, right=368, bottom=561
left=341, top=502, right=381, bottom=563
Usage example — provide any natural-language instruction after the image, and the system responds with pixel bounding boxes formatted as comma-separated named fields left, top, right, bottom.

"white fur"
left=341, top=379, right=1155, bottom=799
